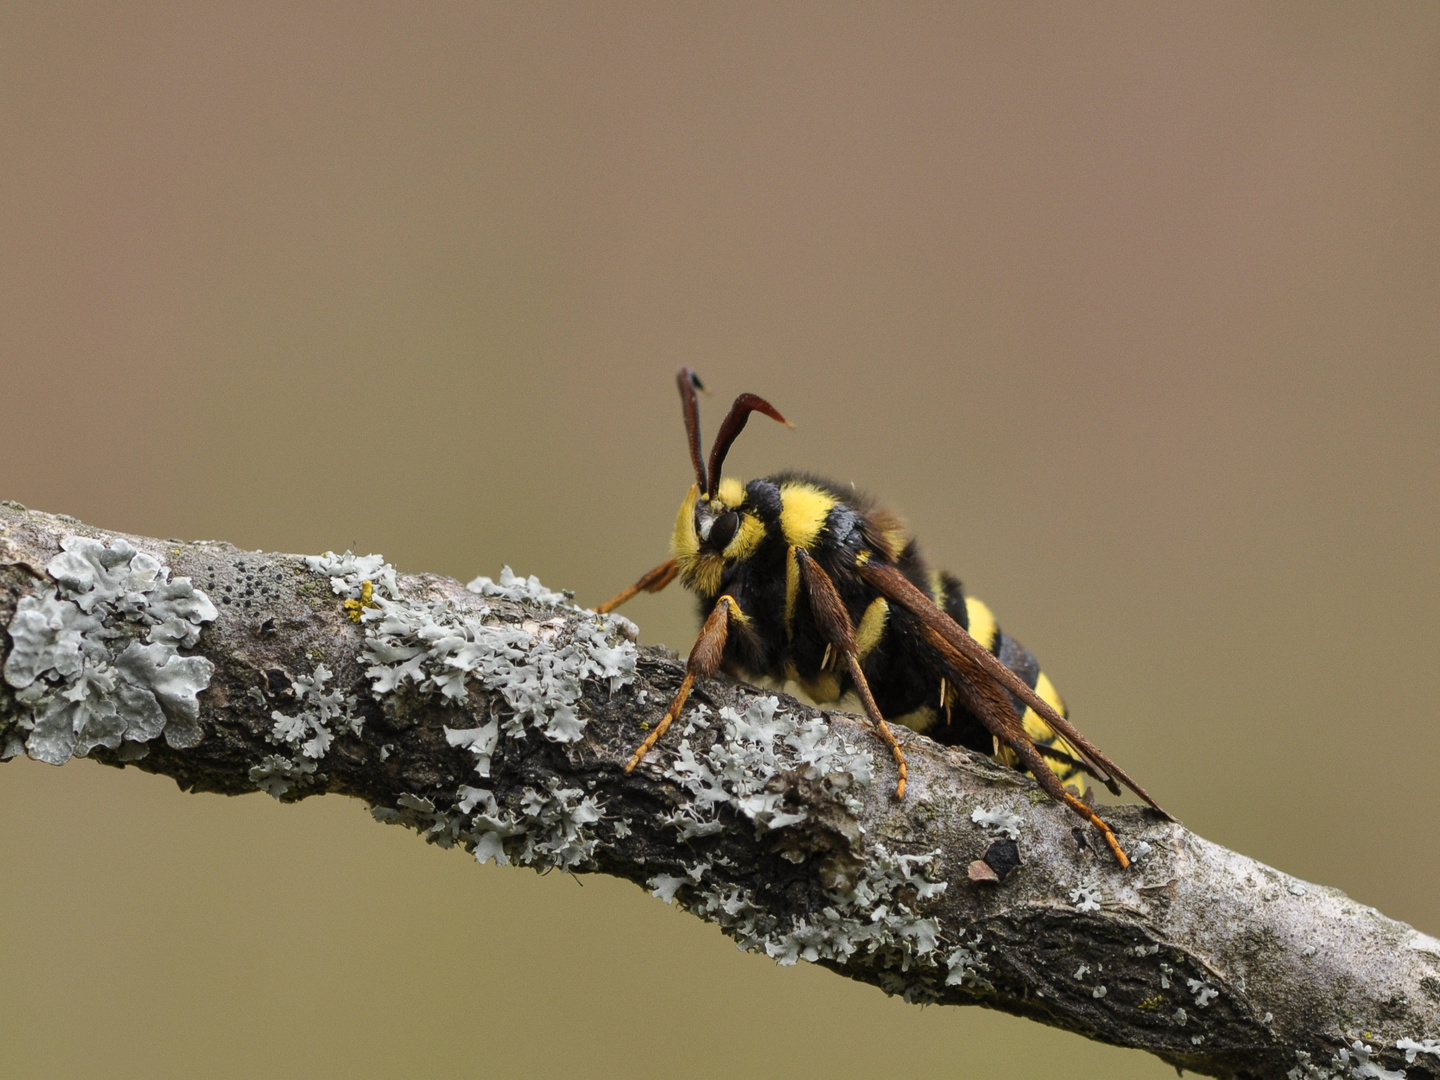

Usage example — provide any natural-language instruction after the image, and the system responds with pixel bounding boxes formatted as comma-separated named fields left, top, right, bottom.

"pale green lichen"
left=249, top=754, right=318, bottom=798
left=659, top=694, right=874, bottom=838
left=444, top=719, right=499, bottom=777
left=2, top=536, right=216, bottom=764
left=466, top=566, right=570, bottom=607
left=372, top=778, right=604, bottom=873
left=970, top=804, right=1023, bottom=840
left=649, top=843, right=949, bottom=1002
left=267, top=663, right=362, bottom=761
left=304, top=552, right=636, bottom=748
left=945, top=936, right=993, bottom=991
left=1069, top=877, right=1103, bottom=913
left=1187, top=978, right=1220, bottom=1007
left=1328, top=1040, right=1407, bottom=1080
left=309, top=553, right=953, bottom=995
left=300, top=553, right=631, bottom=869
left=1397, top=1038, right=1440, bottom=1064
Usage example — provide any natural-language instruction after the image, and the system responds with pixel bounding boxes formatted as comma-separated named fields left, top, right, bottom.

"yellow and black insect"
left=598, top=369, right=1168, bottom=866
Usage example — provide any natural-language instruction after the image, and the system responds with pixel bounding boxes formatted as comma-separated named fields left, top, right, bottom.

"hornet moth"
left=597, top=369, right=1169, bottom=866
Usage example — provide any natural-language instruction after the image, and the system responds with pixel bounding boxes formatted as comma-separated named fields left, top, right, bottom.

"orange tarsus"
left=624, top=672, right=695, bottom=773
left=594, top=558, right=679, bottom=615
left=1062, top=792, right=1130, bottom=869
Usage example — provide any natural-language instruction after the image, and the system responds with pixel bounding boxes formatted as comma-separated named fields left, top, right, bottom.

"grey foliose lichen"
left=370, top=779, right=604, bottom=874
left=268, top=663, right=362, bottom=761
left=1069, top=876, right=1104, bottom=913
left=648, top=842, right=948, bottom=1000
left=2, top=536, right=217, bottom=764
left=248, top=662, right=365, bottom=797
left=660, top=694, right=874, bottom=837
left=1396, top=1038, right=1440, bottom=1066
left=466, top=565, right=569, bottom=607
left=302, top=553, right=633, bottom=865
left=970, top=804, right=1023, bottom=840
left=249, top=754, right=318, bottom=799
left=1287, top=1040, right=1410, bottom=1080
left=634, top=694, right=953, bottom=994
left=307, top=553, right=956, bottom=981
left=304, top=554, right=636, bottom=747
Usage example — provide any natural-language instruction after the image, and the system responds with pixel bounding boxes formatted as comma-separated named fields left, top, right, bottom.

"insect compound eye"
left=708, top=510, right=740, bottom=552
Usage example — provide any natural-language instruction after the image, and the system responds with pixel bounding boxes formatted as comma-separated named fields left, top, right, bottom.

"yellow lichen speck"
left=344, top=580, right=375, bottom=622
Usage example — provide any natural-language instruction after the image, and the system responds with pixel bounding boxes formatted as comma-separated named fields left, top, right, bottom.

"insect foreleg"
left=595, top=558, right=679, bottom=614
left=623, top=592, right=740, bottom=772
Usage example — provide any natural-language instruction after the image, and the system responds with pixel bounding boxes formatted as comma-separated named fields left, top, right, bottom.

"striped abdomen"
left=924, top=569, right=1086, bottom=794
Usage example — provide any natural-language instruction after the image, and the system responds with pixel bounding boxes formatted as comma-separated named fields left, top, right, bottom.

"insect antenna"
left=705, top=392, right=792, bottom=498
left=676, top=368, right=708, bottom=492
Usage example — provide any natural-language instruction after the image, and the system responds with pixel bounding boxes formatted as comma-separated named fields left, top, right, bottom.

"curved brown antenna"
left=706, top=392, right=791, bottom=498
left=676, top=368, right=707, bottom=492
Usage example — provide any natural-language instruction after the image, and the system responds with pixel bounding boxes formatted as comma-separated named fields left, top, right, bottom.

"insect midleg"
left=594, top=558, right=679, bottom=614
left=623, top=592, right=740, bottom=773
left=793, top=548, right=908, bottom=799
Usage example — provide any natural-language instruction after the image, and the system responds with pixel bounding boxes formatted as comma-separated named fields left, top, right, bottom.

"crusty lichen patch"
left=665, top=841, right=950, bottom=1000
left=2, top=535, right=216, bottom=764
left=659, top=693, right=874, bottom=837
left=612, top=692, right=957, bottom=998
left=304, top=553, right=635, bottom=744
left=298, top=552, right=635, bottom=870
left=298, top=555, right=961, bottom=994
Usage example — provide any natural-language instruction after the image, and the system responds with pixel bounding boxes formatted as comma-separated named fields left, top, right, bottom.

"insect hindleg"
left=860, top=559, right=1177, bottom=819
left=912, top=617, right=1133, bottom=866
left=595, top=558, right=679, bottom=614
left=623, top=592, right=740, bottom=773
left=794, top=548, right=908, bottom=799
left=1006, top=735, right=1131, bottom=870
left=1032, top=741, right=1113, bottom=785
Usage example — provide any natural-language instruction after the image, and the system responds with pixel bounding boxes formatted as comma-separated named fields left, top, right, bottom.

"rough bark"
left=1, top=501, right=1437, bottom=1080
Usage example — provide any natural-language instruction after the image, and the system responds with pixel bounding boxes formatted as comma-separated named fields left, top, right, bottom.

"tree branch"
left=2, top=502, right=1437, bottom=1080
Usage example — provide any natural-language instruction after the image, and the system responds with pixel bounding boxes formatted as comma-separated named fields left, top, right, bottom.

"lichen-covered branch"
left=1, top=502, right=1437, bottom=1080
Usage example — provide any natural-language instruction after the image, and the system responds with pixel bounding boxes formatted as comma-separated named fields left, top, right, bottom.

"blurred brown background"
left=2, top=5, right=1437, bottom=1078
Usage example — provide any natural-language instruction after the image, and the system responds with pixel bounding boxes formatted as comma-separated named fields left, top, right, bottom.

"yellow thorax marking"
left=715, top=477, right=745, bottom=507
left=855, top=597, right=889, bottom=660
left=778, top=481, right=836, bottom=549
left=964, top=596, right=998, bottom=651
